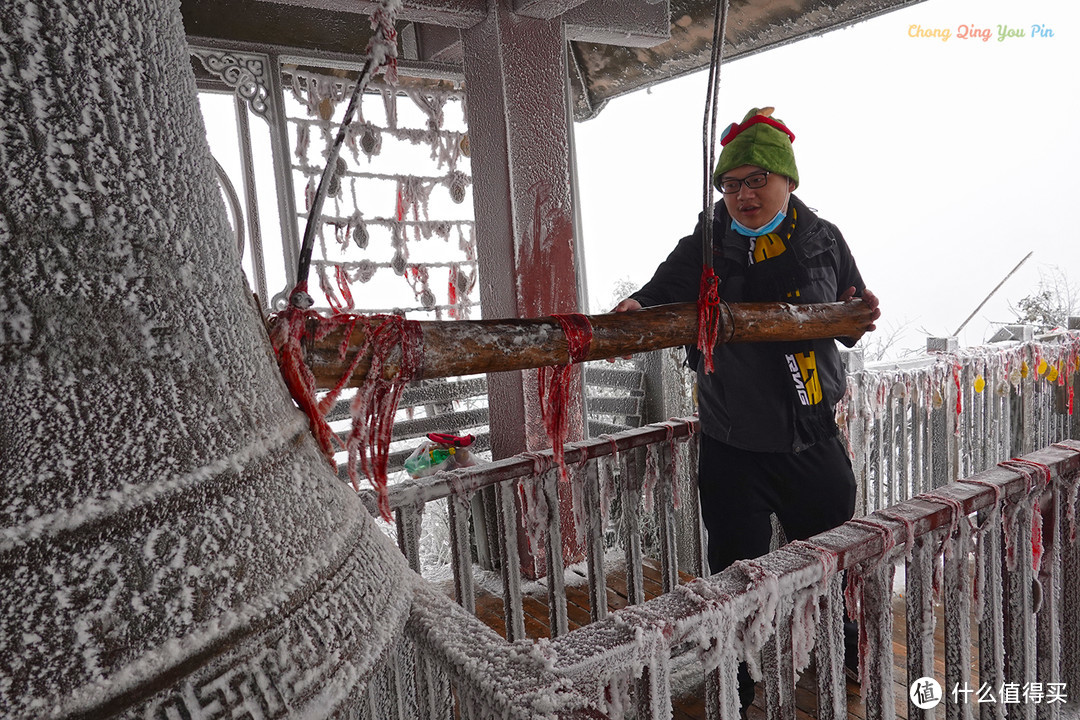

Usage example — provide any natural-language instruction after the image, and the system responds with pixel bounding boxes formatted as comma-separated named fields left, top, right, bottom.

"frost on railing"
left=840, top=329, right=1080, bottom=514
left=351, top=326, right=1080, bottom=718
left=366, top=441, right=1080, bottom=720
left=356, top=418, right=703, bottom=639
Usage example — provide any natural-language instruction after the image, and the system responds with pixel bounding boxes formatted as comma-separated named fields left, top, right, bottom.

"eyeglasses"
left=718, top=171, right=771, bottom=194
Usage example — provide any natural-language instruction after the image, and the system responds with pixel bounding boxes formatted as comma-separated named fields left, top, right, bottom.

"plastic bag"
left=404, top=432, right=477, bottom=478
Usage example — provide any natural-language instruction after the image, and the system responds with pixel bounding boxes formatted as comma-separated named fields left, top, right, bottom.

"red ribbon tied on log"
left=270, top=284, right=424, bottom=522
left=539, top=314, right=594, bottom=481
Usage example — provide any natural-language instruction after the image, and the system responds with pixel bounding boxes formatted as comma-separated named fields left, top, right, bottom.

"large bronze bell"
left=0, top=2, right=413, bottom=716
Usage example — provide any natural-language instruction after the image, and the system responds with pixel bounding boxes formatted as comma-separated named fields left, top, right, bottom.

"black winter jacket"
left=630, top=195, right=866, bottom=453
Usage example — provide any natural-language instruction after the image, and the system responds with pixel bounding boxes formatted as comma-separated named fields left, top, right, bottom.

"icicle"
left=641, top=443, right=660, bottom=515
left=518, top=452, right=552, bottom=555
left=913, top=491, right=965, bottom=601
left=786, top=541, right=839, bottom=673
left=1051, top=443, right=1080, bottom=542
left=998, top=459, right=1050, bottom=574
left=844, top=516, right=897, bottom=691
left=957, top=476, right=1003, bottom=619
left=665, top=423, right=684, bottom=511
left=597, top=435, right=621, bottom=530
left=729, top=559, right=781, bottom=682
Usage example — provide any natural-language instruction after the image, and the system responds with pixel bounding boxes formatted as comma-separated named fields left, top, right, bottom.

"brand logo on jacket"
left=786, top=351, right=822, bottom=406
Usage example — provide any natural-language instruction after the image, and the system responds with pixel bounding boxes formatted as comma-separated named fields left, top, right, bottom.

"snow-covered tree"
left=0, top=2, right=412, bottom=716
left=1010, top=266, right=1079, bottom=332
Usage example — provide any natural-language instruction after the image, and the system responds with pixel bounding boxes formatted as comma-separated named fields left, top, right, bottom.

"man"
left=613, top=107, right=880, bottom=712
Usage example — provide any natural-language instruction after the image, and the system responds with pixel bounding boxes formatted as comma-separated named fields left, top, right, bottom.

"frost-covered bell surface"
left=0, top=1, right=413, bottom=716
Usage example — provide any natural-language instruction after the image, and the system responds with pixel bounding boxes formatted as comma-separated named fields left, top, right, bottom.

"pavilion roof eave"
left=568, top=0, right=929, bottom=120
left=180, top=0, right=928, bottom=121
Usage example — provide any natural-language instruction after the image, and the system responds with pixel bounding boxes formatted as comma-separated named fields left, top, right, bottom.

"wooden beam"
left=276, top=298, right=878, bottom=388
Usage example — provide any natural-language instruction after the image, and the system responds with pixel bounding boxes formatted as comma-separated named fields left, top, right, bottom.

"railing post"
left=814, top=574, right=847, bottom=720
left=642, top=348, right=700, bottom=578
left=928, top=336, right=960, bottom=487
left=1006, top=327, right=1036, bottom=456
left=978, top=504, right=1007, bottom=720
left=1004, top=493, right=1037, bottom=720
left=1036, top=481, right=1063, bottom=720
left=541, top=468, right=570, bottom=637
left=762, top=595, right=796, bottom=720
left=448, top=492, right=476, bottom=613
left=906, top=535, right=937, bottom=719
left=496, top=481, right=527, bottom=641
left=861, top=560, right=898, bottom=720
left=582, top=458, right=609, bottom=623
left=944, top=518, right=974, bottom=720
left=397, top=504, right=424, bottom=574
left=657, top=440, right=680, bottom=594
left=622, top=446, right=646, bottom=605
left=688, top=438, right=710, bottom=579
left=1070, top=318, right=1080, bottom=442
left=841, top=349, right=868, bottom=516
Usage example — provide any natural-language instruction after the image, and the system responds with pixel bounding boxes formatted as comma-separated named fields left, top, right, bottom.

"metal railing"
left=841, top=328, right=1080, bottom=515
left=358, top=417, right=704, bottom=643
left=367, top=441, right=1080, bottom=718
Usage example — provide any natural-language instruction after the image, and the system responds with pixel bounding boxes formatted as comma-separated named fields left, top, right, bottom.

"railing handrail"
left=857, top=330, right=1080, bottom=375
left=357, top=416, right=699, bottom=517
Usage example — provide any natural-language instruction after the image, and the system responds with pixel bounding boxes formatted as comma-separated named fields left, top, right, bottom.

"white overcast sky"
left=574, top=0, right=1080, bottom=359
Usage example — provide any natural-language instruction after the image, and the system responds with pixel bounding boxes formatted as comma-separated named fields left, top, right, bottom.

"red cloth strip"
left=697, top=267, right=721, bottom=374
left=552, top=313, right=593, bottom=363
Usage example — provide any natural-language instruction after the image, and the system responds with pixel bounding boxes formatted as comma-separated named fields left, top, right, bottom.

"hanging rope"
left=270, top=0, right=408, bottom=521
left=295, top=0, right=401, bottom=292
left=697, top=0, right=731, bottom=374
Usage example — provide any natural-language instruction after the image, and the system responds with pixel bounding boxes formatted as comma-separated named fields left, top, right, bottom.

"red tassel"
left=697, top=267, right=721, bottom=374
left=539, top=314, right=594, bottom=481
left=268, top=282, right=340, bottom=464
left=270, top=284, right=423, bottom=522
left=953, top=363, right=963, bottom=415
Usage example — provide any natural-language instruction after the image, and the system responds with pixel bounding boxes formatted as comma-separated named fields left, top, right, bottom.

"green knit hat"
left=713, top=106, right=799, bottom=190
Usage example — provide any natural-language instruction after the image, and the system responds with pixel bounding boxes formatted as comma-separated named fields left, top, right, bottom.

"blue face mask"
left=730, top=209, right=787, bottom=237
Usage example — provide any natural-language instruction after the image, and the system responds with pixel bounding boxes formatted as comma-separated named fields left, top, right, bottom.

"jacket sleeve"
left=828, top=221, right=869, bottom=348
left=829, top=221, right=865, bottom=300
left=628, top=219, right=706, bottom=308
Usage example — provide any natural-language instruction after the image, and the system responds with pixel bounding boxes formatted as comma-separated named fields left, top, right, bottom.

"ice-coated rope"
left=696, top=0, right=730, bottom=374
left=294, top=0, right=402, bottom=293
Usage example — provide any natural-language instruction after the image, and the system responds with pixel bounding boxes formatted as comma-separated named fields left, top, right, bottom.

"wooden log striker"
left=269, top=299, right=876, bottom=388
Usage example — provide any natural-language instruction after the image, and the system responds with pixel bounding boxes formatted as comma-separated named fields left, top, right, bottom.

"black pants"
left=697, top=433, right=856, bottom=575
left=697, top=433, right=857, bottom=710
